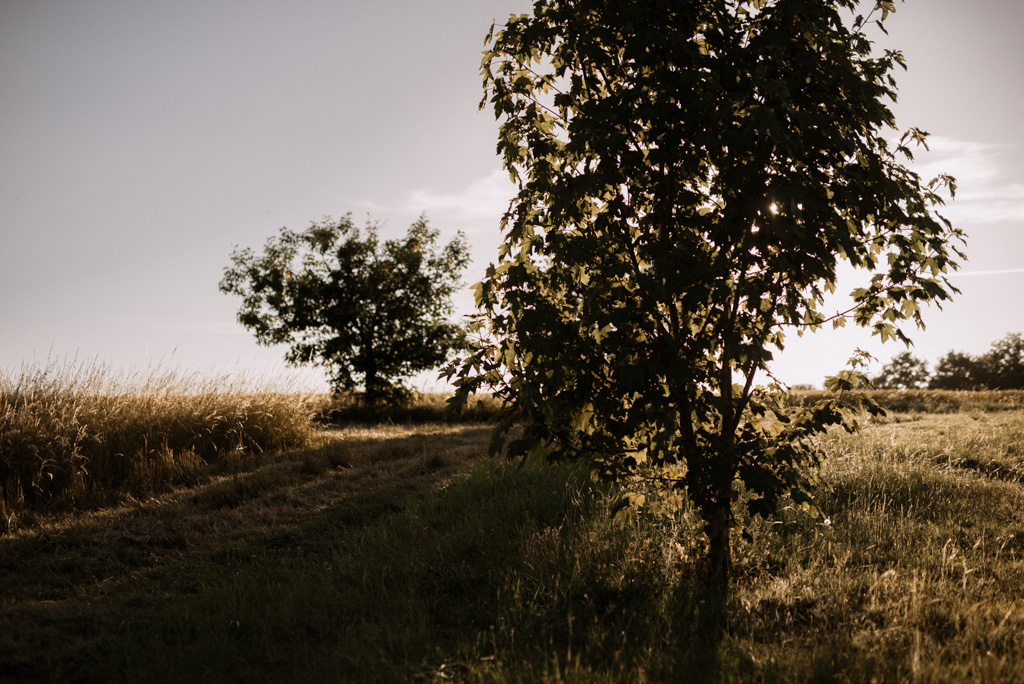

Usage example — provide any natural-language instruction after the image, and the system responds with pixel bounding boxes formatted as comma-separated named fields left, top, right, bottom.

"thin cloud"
left=344, top=198, right=401, bottom=216
left=948, top=267, right=1024, bottom=278
left=405, top=168, right=516, bottom=223
left=910, top=137, right=1024, bottom=225
left=159, top=320, right=249, bottom=335
left=337, top=170, right=516, bottom=233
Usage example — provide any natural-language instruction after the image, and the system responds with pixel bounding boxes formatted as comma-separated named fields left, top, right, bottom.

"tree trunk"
left=706, top=483, right=733, bottom=589
left=363, top=348, right=380, bottom=410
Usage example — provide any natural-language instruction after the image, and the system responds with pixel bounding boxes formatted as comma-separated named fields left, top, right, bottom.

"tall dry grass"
left=791, top=388, right=1024, bottom=413
left=0, top=360, right=315, bottom=530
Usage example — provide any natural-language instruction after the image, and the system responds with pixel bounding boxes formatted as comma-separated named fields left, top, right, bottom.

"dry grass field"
left=0, top=362, right=316, bottom=531
left=2, top=372, right=1024, bottom=682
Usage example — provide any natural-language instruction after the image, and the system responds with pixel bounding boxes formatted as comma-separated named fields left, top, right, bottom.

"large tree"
left=221, top=214, right=469, bottom=406
left=927, top=333, right=1024, bottom=390
left=929, top=351, right=984, bottom=390
left=873, top=350, right=930, bottom=389
left=980, top=332, right=1024, bottom=390
left=448, top=0, right=963, bottom=584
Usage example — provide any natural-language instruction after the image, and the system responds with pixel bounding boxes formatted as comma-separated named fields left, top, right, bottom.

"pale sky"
left=1, top=0, right=1021, bottom=390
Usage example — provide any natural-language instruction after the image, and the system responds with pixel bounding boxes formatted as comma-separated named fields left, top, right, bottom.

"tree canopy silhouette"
left=928, top=332, right=1024, bottom=390
left=448, top=0, right=964, bottom=585
left=981, top=332, right=1024, bottom=390
left=221, top=214, right=469, bottom=406
left=873, top=350, right=930, bottom=389
left=929, top=351, right=984, bottom=390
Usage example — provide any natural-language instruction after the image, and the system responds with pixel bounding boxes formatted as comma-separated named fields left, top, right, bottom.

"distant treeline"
left=873, top=332, right=1024, bottom=391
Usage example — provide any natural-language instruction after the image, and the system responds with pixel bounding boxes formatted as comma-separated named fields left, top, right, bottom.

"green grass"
left=4, top=401, right=1024, bottom=681
left=95, top=459, right=600, bottom=683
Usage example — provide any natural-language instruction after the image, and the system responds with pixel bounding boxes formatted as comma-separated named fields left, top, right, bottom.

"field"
left=2, top=373, right=1024, bottom=682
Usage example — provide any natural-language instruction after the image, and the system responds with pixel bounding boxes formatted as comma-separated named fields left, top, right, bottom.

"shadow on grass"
left=0, top=425, right=492, bottom=682
left=672, top=584, right=728, bottom=683
left=313, top=391, right=506, bottom=428
left=64, top=453, right=737, bottom=683
left=17, top=411, right=1024, bottom=681
left=0, top=413, right=747, bottom=682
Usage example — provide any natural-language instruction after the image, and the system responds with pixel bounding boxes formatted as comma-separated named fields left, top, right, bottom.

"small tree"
left=873, top=351, right=930, bottom=389
left=449, top=0, right=963, bottom=585
left=221, top=214, right=469, bottom=406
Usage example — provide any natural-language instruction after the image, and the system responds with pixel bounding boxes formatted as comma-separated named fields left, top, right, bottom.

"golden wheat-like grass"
left=0, top=360, right=316, bottom=530
left=791, top=389, right=1024, bottom=413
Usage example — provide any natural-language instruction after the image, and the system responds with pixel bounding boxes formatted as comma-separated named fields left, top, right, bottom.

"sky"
left=1, top=0, right=1022, bottom=391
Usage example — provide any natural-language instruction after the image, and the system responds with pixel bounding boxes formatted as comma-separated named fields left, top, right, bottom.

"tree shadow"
left=0, top=424, right=493, bottom=679
left=666, top=578, right=730, bottom=682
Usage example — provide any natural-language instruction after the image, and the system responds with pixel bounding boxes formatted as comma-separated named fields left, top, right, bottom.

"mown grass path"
left=0, top=423, right=491, bottom=682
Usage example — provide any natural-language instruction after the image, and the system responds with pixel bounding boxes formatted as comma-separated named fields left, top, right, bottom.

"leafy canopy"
left=929, top=351, right=983, bottom=391
left=929, top=332, right=1024, bottom=390
left=448, top=0, right=963, bottom=581
left=221, top=214, right=469, bottom=405
left=982, top=332, right=1024, bottom=390
left=873, top=350, right=930, bottom=390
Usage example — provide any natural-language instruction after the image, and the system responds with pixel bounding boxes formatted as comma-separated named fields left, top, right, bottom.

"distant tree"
left=873, top=351, right=930, bottom=389
left=449, top=0, right=963, bottom=585
left=221, top=214, right=469, bottom=407
left=929, top=351, right=984, bottom=390
left=979, top=332, right=1024, bottom=389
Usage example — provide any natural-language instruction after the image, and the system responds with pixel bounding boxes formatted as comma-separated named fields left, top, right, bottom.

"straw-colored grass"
left=0, top=360, right=315, bottom=531
left=791, top=388, right=1024, bottom=413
